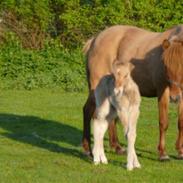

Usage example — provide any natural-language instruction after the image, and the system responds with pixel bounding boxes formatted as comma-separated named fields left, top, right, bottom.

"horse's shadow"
left=0, top=113, right=174, bottom=164
left=0, top=113, right=88, bottom=161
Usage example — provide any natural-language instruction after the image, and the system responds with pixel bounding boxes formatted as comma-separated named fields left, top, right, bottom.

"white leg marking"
left=127, top=108, right=140, bottom=170
left=93, top=118, right=108, bottom=165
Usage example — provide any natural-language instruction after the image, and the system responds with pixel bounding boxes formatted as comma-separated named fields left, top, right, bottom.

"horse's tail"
left=82, top=37, right=95, bottom=55
left=83, top=37, right=95, bottom=90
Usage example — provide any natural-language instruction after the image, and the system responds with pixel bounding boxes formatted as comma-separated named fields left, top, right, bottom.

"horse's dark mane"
left=162, top=41, right=183, bottom=75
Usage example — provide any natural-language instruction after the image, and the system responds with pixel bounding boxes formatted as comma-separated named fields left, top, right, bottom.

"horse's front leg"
left=108, top=120, right=126, bottom=154
left=158, top=88, right=170, bottom=161
left=176, top=98, right=183, bottom=158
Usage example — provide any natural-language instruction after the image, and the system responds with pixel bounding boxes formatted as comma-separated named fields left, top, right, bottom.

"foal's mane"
left=162, top=40, right=183, bottom=75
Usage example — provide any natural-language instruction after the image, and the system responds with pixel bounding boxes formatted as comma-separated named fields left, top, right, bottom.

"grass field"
left=0, top=89, right=182, bottom=183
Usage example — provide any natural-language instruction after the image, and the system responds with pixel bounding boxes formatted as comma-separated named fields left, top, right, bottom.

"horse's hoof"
left=83, top=150, right=93, bottom=158
left=159, top=155, right=170, bottom=161
left=177, top=154, right=183, bottom=160
left=115, top=146, right=126, bottom=155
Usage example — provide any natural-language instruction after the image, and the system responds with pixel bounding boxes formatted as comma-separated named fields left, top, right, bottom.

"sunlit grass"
left=0, top=89, right=182, bottom=183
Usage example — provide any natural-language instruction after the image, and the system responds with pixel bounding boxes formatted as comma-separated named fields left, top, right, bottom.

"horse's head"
left=162, top=37, right=183, bottom=103
left=112, top=61, right=130, bottom=92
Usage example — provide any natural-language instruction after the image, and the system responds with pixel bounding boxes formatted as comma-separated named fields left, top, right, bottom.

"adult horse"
left=82, top=25, right=183, bottom=160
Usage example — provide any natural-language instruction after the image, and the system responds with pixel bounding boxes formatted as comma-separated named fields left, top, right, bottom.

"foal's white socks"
left=93, top=119, right=108, bottom=165
left=92, top=118, right=141, bottom=170
left=127, top=151, right=141, bottom=171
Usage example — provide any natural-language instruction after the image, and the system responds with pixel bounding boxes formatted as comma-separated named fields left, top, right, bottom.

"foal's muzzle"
left=170, top=95, right=181, bottom=103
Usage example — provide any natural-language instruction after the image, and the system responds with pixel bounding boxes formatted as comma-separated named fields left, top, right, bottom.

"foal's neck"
left=122, top=77, right=140, bottom=105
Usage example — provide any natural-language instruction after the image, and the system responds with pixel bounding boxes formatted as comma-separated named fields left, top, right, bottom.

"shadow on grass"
left=0, top=113, right=90, bottom=162
left=0, top=113, right=167, bottom=164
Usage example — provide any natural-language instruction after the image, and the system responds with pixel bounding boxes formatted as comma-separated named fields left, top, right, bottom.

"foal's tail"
left=83, top=37, right=95, bottom=90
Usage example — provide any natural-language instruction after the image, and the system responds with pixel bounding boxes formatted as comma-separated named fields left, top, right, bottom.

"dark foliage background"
left=0, top=0, right=183, bottom=91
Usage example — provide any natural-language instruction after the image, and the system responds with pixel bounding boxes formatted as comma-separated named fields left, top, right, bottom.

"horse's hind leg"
left=108, top=120, right=125, bottom=154
left=176, top=99, right=183, bottom=159
left=82, top=91, right=95, bottom=156
left=83, top=91, right=124, bottom=156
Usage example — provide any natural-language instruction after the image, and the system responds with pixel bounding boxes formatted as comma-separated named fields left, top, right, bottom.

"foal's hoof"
left=94, top=161, right=100, bottom=165
left=134, top=162, right=141, bottom=169
left=94, top=160, right=108, bottom=165
left=177, top=154, right=183, bottom=160
left=115, top=146, right=126, bottom=155
left=159, top=155, right=170, bottom=161
left=127, top=167, right=133, bottom=171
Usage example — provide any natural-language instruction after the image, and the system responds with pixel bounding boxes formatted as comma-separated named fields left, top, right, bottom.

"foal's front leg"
left=126, top=108, right=141, bottom=170
left=93, top=118, right=108, bottom=164
left=118, top=108, right=140, bottom=170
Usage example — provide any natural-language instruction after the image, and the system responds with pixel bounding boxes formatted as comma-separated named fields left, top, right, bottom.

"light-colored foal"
left=93, top=62, right=141, bottom=170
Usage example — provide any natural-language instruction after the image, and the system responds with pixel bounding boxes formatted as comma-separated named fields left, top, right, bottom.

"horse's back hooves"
left=115, top=147, right=126, bottom=155
left=83, top=150, right=93, bottom=159
left=159, top=155, right=170, bottom=161
left=177, top=154, right=183, bottom=160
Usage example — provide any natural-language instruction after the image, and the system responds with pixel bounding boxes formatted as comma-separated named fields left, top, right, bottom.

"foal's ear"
left=162, top=39, right=170, bottom=50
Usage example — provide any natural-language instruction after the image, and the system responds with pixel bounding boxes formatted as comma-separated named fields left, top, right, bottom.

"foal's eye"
left=117, top=71, right=121, bottom=77
left=124, top=74, right=128, bottom=78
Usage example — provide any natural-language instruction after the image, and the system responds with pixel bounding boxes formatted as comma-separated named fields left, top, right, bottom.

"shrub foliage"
left=0, top=0, right=183, bottom=91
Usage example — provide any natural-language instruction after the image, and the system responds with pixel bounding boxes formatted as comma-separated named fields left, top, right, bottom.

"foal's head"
left=112, top=61, right=130, bottom=90
left=162, top=37, right=183, bottom=103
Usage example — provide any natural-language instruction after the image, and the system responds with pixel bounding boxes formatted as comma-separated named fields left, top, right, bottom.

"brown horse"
left=82, top=25, right=183, bottom=160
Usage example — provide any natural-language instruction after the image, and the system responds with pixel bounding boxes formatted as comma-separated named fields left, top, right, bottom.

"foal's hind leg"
left=176, top=99, right=183, bottom=159
left=82, top=91, right=95, bottom=156
left=108, top=120, right=125, bottom=154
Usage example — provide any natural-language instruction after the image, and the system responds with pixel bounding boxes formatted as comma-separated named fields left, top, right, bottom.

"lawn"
left=0, top=89, right=182, bottom=183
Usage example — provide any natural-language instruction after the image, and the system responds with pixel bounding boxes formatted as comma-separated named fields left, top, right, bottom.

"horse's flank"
left=85, top=25, right=183, bottom=96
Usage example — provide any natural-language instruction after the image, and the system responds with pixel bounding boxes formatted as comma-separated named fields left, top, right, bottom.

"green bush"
left=1, top=0, right=183, bottom=48
left=0, top=34, right=87, bottom=91
left=0, top=0, right=183, bottom=91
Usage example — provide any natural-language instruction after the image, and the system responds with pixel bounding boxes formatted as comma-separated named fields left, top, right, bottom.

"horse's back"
left=88, top=25, right=158, bottom=90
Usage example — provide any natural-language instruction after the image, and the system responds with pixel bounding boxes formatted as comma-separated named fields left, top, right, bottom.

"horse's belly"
left=138, top=83, right=157, bottom=97
left=131, top=64, right=157, bottom=97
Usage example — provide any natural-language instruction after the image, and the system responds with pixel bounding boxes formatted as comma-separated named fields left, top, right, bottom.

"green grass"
left=0, top=89, right=182, bottom=183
